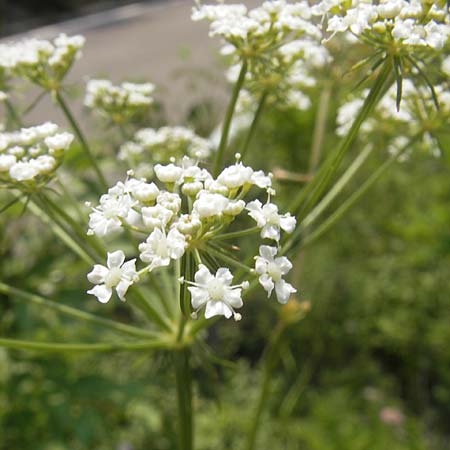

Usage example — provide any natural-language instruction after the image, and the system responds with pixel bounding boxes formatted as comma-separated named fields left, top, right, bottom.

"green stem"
left=129, top=289, right=173, bottom=332
left=246, top=322, right=285, bottom=450
left=28, top=198, right=94, bottom=265
left=296, top=137, right=419, bottom=251
left=39, top=192, right=105, bottom=258
left=209, top=226, right=259, bottom=241
left=206, top=246, right=253, bottom=273
left=0, top=282, right=157, bottom=339
left=300, top=144, right=373, bottom=231
left=174, top=349, right=194, bottom=450
left=309, top=82, right=332, bottom=172
left=241, top=90, right=268, bottom=161
left=213, top=59, right=248, bottom=176
left=5, top=99, right=23, bottom=128
left=54, top=90, right=108, bottom=190
left=290, top=59, right=393, bottom=218
left=0, top=337, right=167, bottom=353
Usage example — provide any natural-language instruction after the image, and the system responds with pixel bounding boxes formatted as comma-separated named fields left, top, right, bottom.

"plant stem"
left=213, top=58, right=248, bottom=176
left=28, top=198, right=94, bottom=265
left=174, top=349, right=194, bottom=450
left=0, top=282, right=157, bottom=339
left=296, top=136, right=420, bottom=250
left=290, top=59, right=393, bottom=218
left=309, top=82, right=332, bottom=172
left=209, top=226, right=259, bottom=241
left=5, top=99, right=23, bottom=128
left=206, top=246, right=253, bottom=273
left=241, top=90, right=268, bottom=162
left=54, top=90, right=108, bottom=190
left=300, top=144, right=373, bottom=231
left=0, top=337, right=167, bottom=353
left=246, top=322, right=285, bottom=450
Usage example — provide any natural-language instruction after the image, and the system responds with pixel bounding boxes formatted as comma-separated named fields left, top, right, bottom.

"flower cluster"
left=85, top=79, right=155, bottom=124
left=119, top=126, right=212, bottom=178
left=0, top=122, right=73, bottom=186
left=313, top=0, right=450, bottom=52
left=193, top=1, right=330, bottom=110
left=86, top=156, right=297, bottom=319
left=0, top=34, right=85, bottom=88
left=336, top=75, right=450, bottom=158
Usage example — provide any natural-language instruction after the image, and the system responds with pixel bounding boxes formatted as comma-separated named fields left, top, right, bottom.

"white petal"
left=194, top=264, right=213, bottom=285
left=87, top=284, right=112, bottom=303
left=261, top=224, right=280, bottom=241
left=280, top=215, right=296, bottom=233
left=116, top=279, right=132, bottom=301
left=107, top=250, right=125, bottom=269
left=275, top=279, right=296, bottom=304
left=259, top=274, right=274, bottom=297
left=121, top=259, right=137, bottom=278
left=87, top=264, right=108, bottom=284
left=188, top=286, right=209, bottom=309
left=205, top=300, right=232, bottom=319
left=225, top=288, right=243, bottom=308
left=215, top=267, right=233, bottom=286
left=255, top=256, right=268, bottom=275
left=259, top=245, right=277, bottom=260
left=275, top=256, right=292, bottom=275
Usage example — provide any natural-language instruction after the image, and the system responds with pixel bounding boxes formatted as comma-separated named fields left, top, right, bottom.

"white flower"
left=9, top=161, right=39, bottom=181
left=154, top=163, right=183, bottom=183
left=0, top=154, right=16, bottom=172
left=255, top=245, right=296, bottom=303
left=44, top=132, right=74, bottom=151
left=87, top=250, right=137, bottom=303
left=138, top=227, right=186, bottom=268
left=141, top=204, right=173, bottom=230
left=187, top=264, right=247, bottom=320
left=193, top=192, right=230, bottom=218
left=246, top=199, right=296, bottom=241
left=217, top=162, right=253, bottom=189
left=88, top=194, right=134, bottom=236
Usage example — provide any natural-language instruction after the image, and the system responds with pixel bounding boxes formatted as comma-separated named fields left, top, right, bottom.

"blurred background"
left=1, top=1, right=450, bottom=450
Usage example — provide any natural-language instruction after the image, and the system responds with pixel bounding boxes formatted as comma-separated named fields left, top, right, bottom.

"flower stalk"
left=213, top=58, right=248, bottom=176
left=54, top=90, right=108, bottom=190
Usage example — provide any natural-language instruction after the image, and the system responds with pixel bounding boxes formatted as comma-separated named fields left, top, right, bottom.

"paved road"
left=2, top=0, right=256, bottom=127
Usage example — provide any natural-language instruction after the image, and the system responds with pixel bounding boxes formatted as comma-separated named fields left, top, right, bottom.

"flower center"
left=207, top=279, right=225, bottom=301
left=105, top=267, right=122, bottom=287
left=267, top=262, right=282, bottom=281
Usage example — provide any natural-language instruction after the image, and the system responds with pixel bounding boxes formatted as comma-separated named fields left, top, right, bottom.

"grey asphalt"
left=1, top=0, right=256, bottom=127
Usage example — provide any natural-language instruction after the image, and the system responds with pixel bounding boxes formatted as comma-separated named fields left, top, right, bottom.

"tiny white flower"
left=9, top=161, right=39, bottom=181
left=138, top=227, right=186, bottom=268
left=246, top=199, right=296, bottom=241
left=44, top=132, right=74, bottom=151
left=217, top=162, right=253, bottom=189
left=154, top=163, right=183, bottom=183
left=187, top=264, right=246, bottom=320
left=193, top=192, right=230, bottom=218
left=0, top=154, right=16, bottom=172
left=255, top=245, right=296, bottom=304
left=87, top=250, right=137, bottom=303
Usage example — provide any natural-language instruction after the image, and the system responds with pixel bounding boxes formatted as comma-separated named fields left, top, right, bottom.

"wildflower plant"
left=0, top=1, right=449, bottom=450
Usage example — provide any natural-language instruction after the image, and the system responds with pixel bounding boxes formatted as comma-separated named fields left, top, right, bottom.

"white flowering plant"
left=0, top=1, right=449, bottom=449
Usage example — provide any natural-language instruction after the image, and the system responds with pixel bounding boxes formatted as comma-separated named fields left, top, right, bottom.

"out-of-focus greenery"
left=1, top=64, right=450, bottom=450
